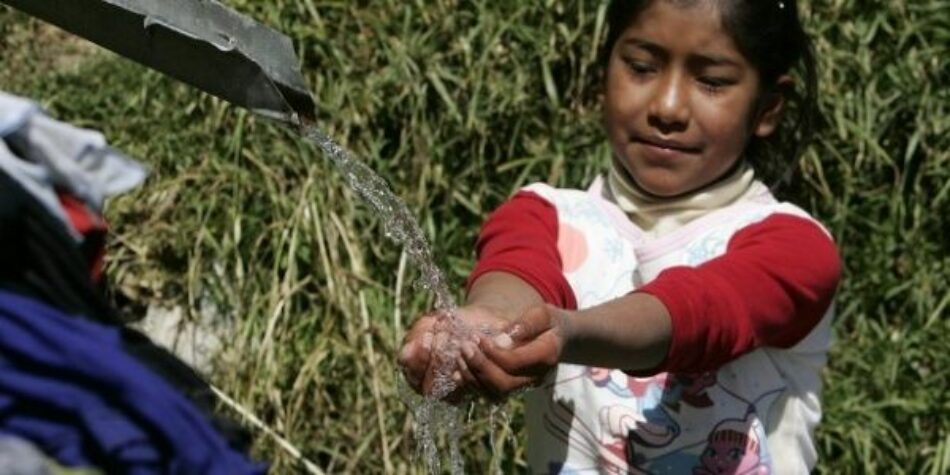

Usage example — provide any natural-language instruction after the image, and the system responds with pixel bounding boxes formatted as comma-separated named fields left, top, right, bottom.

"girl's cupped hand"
left=398, top=305, right=511, bottom=401
left=458, top=304, right=572, bottom=401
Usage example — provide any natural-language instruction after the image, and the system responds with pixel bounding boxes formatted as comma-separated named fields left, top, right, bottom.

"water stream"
left=300, top=124, right=479, bottom=474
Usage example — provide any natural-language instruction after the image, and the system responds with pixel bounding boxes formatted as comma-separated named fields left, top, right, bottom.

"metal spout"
left=1, top=0, right=316, bottom=124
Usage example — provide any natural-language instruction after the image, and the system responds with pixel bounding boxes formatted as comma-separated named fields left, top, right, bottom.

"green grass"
left=1, top=0, right=948, bottom=473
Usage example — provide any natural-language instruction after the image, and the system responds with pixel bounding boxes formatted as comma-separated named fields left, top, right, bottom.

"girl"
left=400, top=0, right=840, bottom=473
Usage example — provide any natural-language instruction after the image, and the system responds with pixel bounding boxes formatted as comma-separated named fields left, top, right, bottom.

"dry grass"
left=1, top=0, right=947, bottom=473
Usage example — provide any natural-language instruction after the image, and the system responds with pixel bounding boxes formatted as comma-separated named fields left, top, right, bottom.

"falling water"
left=300, top=124, right=475, bottom=474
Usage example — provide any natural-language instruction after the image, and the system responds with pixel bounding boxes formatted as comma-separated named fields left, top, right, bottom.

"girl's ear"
left=753, top=74, right=793, bottom=138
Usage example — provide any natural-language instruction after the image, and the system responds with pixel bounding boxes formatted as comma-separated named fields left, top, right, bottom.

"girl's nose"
left=647, top=72, right=689, bottom=133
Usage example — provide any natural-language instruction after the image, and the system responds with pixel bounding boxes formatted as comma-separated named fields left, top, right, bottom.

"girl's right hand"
left=398, top=306, right=511, bottom=400
left=457, top=304, right=570, bottom=401
left=398, top=311, right=440, bottom=395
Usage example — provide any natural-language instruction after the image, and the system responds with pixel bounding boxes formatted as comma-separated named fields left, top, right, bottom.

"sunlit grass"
left=0, top=0, right=947, bottom=473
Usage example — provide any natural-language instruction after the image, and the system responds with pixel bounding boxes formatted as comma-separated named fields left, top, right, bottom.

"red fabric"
left=467, top=191, right=577, bottom=310
left=638, top=214, right=841, bottom=372
left=468, top=192, right=841, bottom=372
left=58, top=192, right=108, bottom=283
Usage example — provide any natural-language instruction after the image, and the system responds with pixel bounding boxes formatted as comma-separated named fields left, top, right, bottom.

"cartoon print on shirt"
left=583, top=371, right=681, bottom=449
left=581, top=370, right=720, bottom=450
left=693, top=413, right=770, bottom=475
left=577, top=367, right=777, bottom=474
left=536, top=368, right=661, bottom=474
left=543, top=349, right=784, bottom=472
left=627, top=372, right=721, bottom=451
left=541, top=390, right=639, bottom=474
left=559, top=328, right=782, bottom=474
left=664, top=372, right=717, bottom=410
left=587, top=367, right=633, bottom=397
left=624, top=408, right=773, bottom=475
left=601, top=401, right=685, bottom=466
left=599, top=404, right=684, bottom=474
left=685, top=232, right=727, bottom=266
left=683, top=212, right=775, bottom=266
left=602, top=235, right=625, bottom=262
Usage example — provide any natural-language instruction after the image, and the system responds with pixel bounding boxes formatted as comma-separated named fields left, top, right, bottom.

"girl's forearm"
left=467, top=273, right=672, bottom=372
left=465, top=272, right=545, bottom=322
left=561, top=292, right=672, bottom=372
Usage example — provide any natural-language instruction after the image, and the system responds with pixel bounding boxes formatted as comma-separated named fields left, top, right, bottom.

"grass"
left=1, top=0, right=948, bottom=473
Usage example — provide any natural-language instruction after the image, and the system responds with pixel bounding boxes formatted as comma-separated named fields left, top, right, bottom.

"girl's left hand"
left=458, top=304, right=572, bottom=400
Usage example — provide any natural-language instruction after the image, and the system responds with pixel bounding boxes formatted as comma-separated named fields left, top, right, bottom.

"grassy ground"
left=1, top=0, right=948, bottom=473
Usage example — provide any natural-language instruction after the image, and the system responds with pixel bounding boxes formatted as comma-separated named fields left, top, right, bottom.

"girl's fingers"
left=481, top=334, right=559, bottom=377
left=430, top=338, right=487, bottom=404
left=401, top=314, right=438, bottom=345
left=441, top=372, right=470, bottom=406
left=463, top=340, right=534, bottom=398
left=455, top=349, right=496, bottom=402
left=488, top=304, right=555, bottom=351
left=399, top=314, right=441, bottom=392
left=456, top=353, right=476, bottom=387
left=398, top=335, right=433, bottom=392
left=422, top=331, right=462, bottom=397
left=507, top=305, right=554, bottom=344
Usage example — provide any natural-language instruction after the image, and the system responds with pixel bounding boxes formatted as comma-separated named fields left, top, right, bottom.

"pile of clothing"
left=0, top=91, right=265, bottom=474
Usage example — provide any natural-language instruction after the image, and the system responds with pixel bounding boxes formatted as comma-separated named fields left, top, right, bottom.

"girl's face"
left=604, top=0, right=783, bottom=197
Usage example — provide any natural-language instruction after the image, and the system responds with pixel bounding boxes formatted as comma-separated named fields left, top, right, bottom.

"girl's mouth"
left=636, top=136, right=701, bottom=153
left=634, top=136, right=701, bottom=160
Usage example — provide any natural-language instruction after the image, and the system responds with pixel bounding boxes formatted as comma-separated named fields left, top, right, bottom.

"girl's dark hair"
left=601, top=0, right=819, bottom=187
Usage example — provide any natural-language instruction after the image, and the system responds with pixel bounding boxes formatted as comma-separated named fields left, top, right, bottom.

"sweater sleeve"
left=638, top=213, right=841, bottom=373
left=467, top=191, right=578, bottom=310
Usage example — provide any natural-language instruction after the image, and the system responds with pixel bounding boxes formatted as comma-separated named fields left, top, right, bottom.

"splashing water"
left=301, top=126, right=454, bottom=312
left=300, top=124, right=477, bottom=474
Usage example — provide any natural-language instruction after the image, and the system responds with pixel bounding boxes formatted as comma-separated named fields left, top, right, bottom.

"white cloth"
left=0, top=91, right=147, bottom=237
left=0, top=435, right=53, bottom=475
left=521, top=179, right=831, bottom=475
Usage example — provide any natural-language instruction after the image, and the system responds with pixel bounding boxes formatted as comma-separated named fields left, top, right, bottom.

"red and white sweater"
left=468, top=177, right=841, bottom=474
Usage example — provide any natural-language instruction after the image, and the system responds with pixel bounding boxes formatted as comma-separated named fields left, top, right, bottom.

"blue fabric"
left=0, top=291, right=266, bottom=474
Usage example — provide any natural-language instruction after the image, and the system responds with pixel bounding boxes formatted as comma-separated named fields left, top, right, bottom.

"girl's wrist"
left=553, top=294, right=672, bottom=370
left=557, top=307, right=582, bottom=364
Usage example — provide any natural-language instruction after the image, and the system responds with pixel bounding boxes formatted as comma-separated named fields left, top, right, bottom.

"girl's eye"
left=698, top=76, right=733, bottom=91
left=624, top=59, right=655, bottom=75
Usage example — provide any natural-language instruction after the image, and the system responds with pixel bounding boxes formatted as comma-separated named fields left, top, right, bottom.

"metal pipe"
left=1, top=0, right=315, bottom=124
